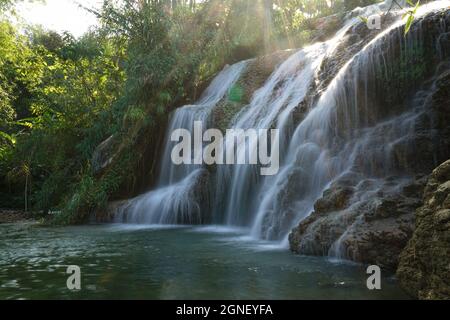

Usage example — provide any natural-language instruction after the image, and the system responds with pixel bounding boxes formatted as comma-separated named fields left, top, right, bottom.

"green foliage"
left=0, top=16, right=126, bottom=216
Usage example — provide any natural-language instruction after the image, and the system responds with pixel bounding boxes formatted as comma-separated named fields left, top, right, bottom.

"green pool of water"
left=0, top=223, right=410, bottom=300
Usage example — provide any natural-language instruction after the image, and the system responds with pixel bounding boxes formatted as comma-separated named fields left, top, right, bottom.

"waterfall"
left=216, top=43, right=329, bottom=226
left=115, top=61, right=248, bottom=224
left=251, top=0, right=450, bottom=245
left=158, top=61, right=249, bottom=187
left=115, top=0, right=450, bottom=256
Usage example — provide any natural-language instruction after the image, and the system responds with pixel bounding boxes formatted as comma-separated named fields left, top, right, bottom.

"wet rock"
left=388, top=69, right=450, bottom=175
left=311, top=13, right=345, bottom=42
left=291, top=12, right=399, bottom=127
left=212, top=50, right=294, bottom=131
left=0, top=210, right=33, bottom=224
left=241, top=51, right=295, bottom=102
left=397, top=160, right=450, bottom=299
left=314, top=184, right=355, bottom=215
left=315, top=12, right=397, bottom=96
left=289, top=176, right=426, bottom=270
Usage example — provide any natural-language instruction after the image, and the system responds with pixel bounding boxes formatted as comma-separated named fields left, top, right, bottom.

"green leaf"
left=404, top=14, right=414, bottom=35
left=13, top=118, right=34, bottom=128
left=413, top=0, right=420, bottom=13
left=0, top=131, right=15, bottom=144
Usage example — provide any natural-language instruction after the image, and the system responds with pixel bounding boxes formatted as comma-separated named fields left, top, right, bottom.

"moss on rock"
left=212, top=50, right=294, bottom=131
left=397, top=159, right=450, bottom=300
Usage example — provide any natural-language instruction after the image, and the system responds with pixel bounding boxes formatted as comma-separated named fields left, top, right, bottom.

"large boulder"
left=289, top=175, right=426, bottom=269
left=397, top=160, right=450, bottom=299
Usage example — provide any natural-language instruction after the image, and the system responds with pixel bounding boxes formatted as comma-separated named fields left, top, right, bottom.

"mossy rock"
left=397, top=159, right=450, bottom=300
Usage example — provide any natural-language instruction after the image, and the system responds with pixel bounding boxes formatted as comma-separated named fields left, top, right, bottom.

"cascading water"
left=251, top=0, right=450, bottom=245
left=115, top=0, right=450, bottom=260
left=212, top=7, right=378, bottom=227
left=216, top=44, right=329, bottom=226
left=159, top=61, right=249, bottom=187
left=115, top=61, right=248, bottom=224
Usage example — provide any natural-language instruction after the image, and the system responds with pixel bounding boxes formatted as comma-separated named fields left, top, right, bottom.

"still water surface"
left=0, top=223, right=409, bottom=299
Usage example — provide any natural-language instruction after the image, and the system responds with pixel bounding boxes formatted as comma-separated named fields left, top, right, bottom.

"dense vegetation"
left=0, top=0, right=384, bottom=223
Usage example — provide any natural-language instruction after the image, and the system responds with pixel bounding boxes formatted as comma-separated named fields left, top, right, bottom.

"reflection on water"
left=0, top=223, right=409, bottom=300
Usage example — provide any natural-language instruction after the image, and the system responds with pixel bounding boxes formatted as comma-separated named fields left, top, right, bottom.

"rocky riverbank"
left=0, top=209, right=34, bottom=224
left=289, top=158, right=450, bottom=300
left=289, top=174, right=426, bottom=270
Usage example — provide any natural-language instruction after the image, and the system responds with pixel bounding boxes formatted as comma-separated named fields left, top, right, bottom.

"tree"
left=0, top=15, right=126, bottom=213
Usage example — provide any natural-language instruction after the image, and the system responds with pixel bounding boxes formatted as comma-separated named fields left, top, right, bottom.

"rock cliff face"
left=289, top=67, right=450, bottom=271
left=289, top=9, right=450, bottom=275
left=397, top=160, right=450, bottom=299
